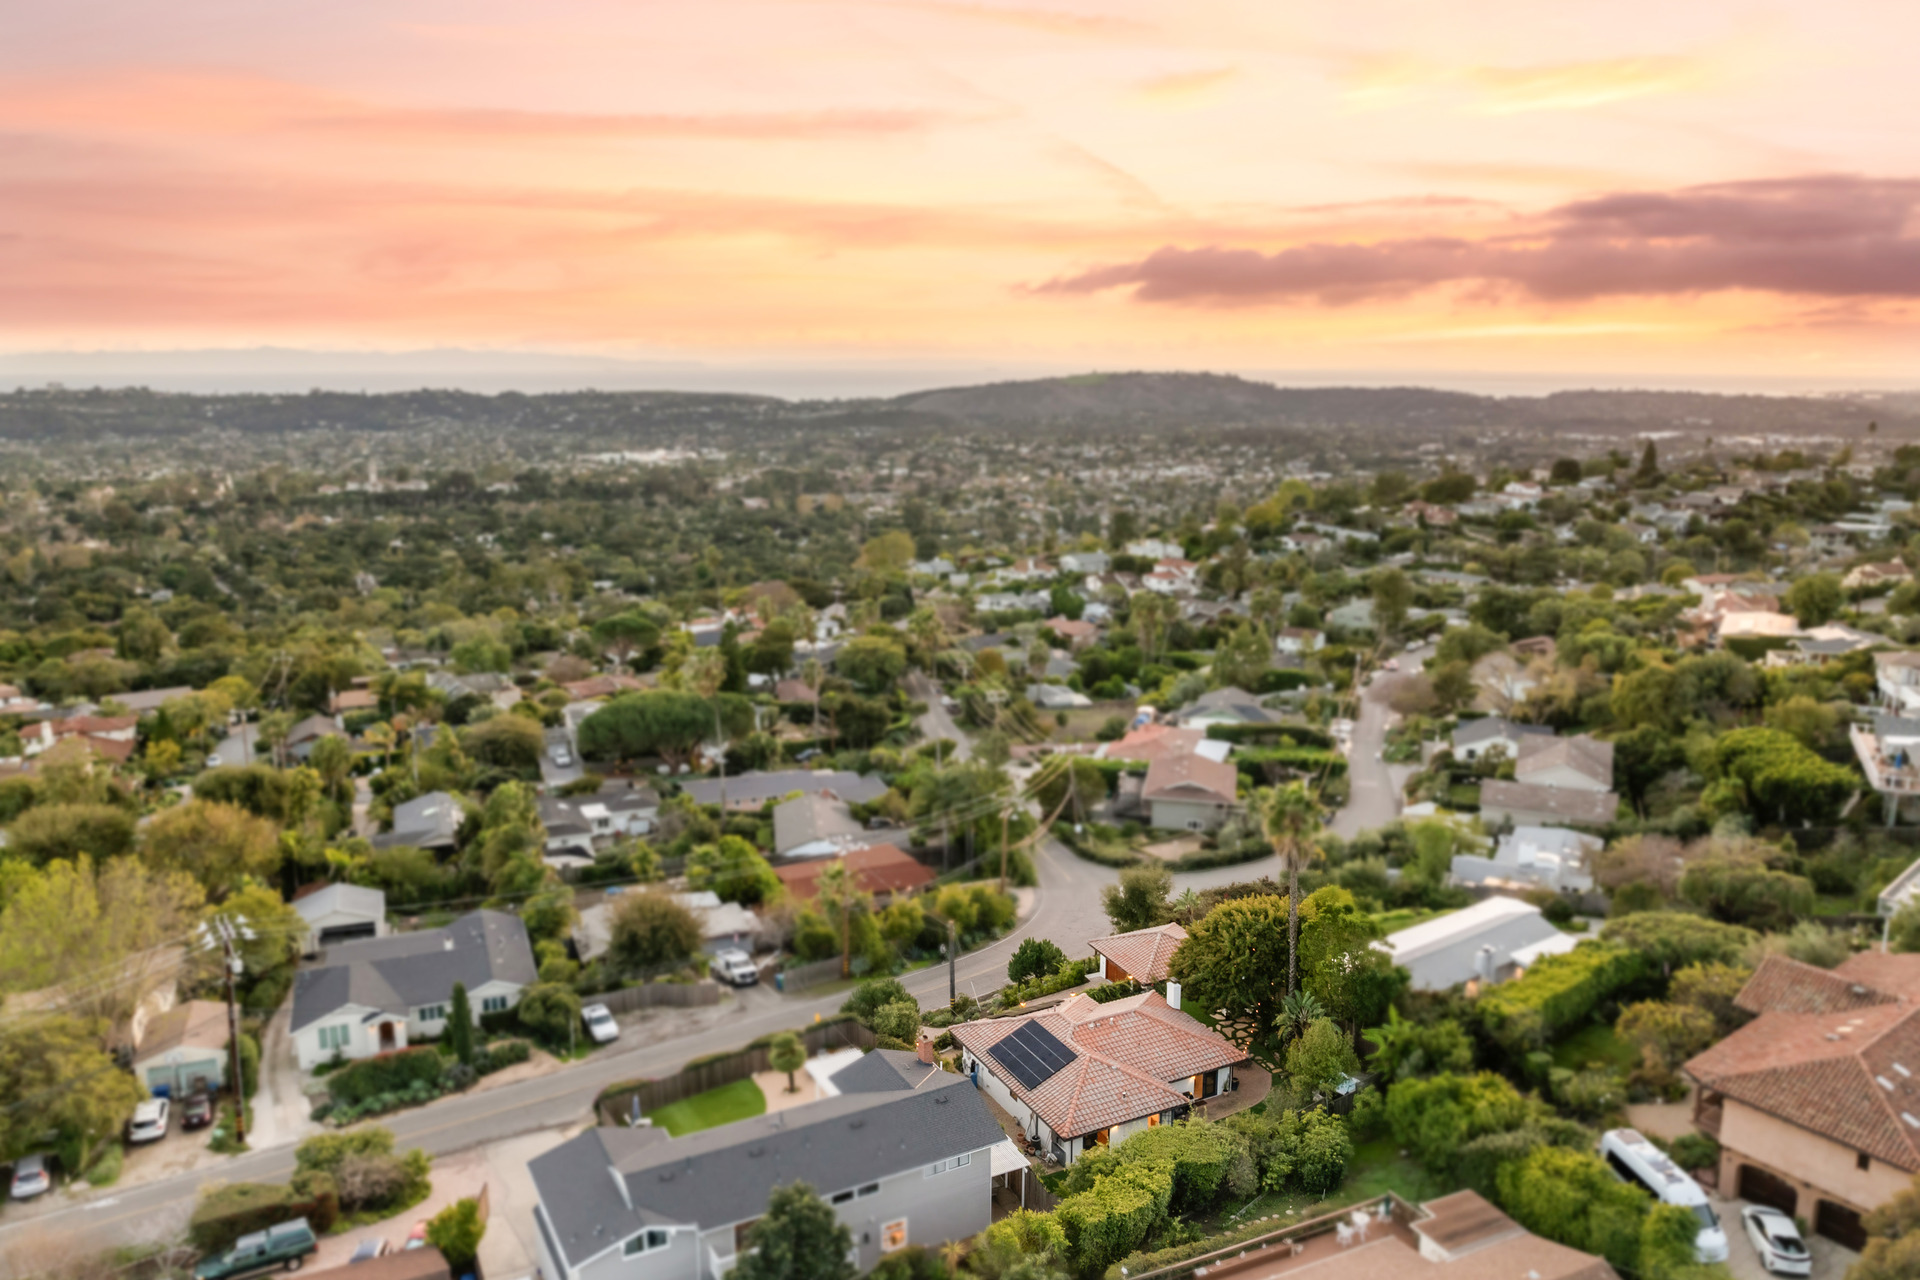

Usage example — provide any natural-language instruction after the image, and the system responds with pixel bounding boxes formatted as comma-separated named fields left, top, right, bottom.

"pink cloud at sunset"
left=2, top=0, right=1917, bottom=379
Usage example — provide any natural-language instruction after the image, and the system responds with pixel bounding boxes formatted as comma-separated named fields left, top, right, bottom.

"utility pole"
left=198, top=914, right=255, bottom=1147
left=999, top=807, right=1010, bottom=894
left=947, top=919, right=957, bottom=1008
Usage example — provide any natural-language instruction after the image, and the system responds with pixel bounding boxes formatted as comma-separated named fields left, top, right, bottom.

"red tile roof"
left=949, top=991, right=1243, bottom=1138
left=1142, top=752, right=1238, bottom=806
left=1686, top=951, right=1920, bottom=1170
left=773, top=843, right=933, bottom=902
left=1089, top=923, right=1188, bottom=983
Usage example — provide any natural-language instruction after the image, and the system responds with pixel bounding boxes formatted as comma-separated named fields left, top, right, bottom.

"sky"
left=4, top=0, right=1919, bottom=390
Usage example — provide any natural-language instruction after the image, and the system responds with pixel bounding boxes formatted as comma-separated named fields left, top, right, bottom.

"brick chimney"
left=917, top=1032, right=936, bottom=1065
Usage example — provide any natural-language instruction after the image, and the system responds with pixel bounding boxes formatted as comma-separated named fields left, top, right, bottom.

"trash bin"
left=774, top=971, right=786, bottom=992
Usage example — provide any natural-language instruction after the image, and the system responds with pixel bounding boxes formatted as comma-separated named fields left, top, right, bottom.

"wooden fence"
left=776, top=958, right=845, bottom=992
left=588, top=981, right=724, bottom=1015
left=596, top=1019, right=878, bottom=1125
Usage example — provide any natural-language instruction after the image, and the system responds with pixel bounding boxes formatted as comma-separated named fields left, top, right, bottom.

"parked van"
left=1599, top=1129, right=1728, bottom=1262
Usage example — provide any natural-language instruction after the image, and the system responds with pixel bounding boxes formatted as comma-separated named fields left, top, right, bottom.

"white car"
left=581, top=1004, right=619, bottom=1044
left=127, top=1097, right=170, bottom=1144
left=710, top=949, right=759, bottom=987
left=1741, top=1206, right=1811, bottom=1276
left=10, top=1154, right=51, bottom=1200
left=548, top=742, right=574, bottom=768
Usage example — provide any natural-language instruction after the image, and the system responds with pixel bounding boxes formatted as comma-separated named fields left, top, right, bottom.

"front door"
left=378, top=1021, right=397, bottom=1051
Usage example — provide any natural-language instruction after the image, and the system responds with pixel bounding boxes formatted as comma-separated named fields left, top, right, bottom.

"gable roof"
left=290, top=910, right=536, bottom=1031
left=134, top=999, right=229, bottom=1061
left=1685, top=951, right=1920, bottom=1171
left=1141, top=753, right=1238, bottom=807
left=1088, top=923, right=1189, bottom=983
left=949, top=991, right=1242, bottom=1138
left=1379, top=896, right=1551, bottom=964
left=773, top=843, right=933, bottom=902
left=291, top=882, right=386, bottom=925
left=1515, top=734, right=1614, bottom=787
left=530, top=1074, right=1003, bottom=1267
left=1478, top=780, right=1619, bottom=826
left=679, top=769, right=887, bottom=808
left=374, top=791, right=464, bottom=849
left=1451, top=717, right=1553, bottom=749
left=771, top=792, right=865, bottom=854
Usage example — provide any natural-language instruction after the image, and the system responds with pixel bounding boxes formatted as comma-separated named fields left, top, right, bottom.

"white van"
left=1599, top=1128, right=1728, bottom=1263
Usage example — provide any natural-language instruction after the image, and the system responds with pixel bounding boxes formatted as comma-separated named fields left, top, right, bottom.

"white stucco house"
left=288, top=909, right=536, bottom=1069
left=291, top=883, right=388, bottom=955
left=1378, top=896, right=1578, bottom=992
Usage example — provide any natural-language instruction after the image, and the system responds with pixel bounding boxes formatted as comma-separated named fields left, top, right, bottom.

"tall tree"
left=733, top=1183, right=856, bottom=1280
left=1167, top=894, right=1294, bottom=1062
left=141, top=799, right=281, bottom=899
left=769, top=1032, right=806, bottom=1094
left=1261, top=784, right=1323, bottom=995
left=447, top=983, right=475, bottom=1068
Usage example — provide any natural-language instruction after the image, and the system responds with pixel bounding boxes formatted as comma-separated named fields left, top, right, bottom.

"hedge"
left=326, top=1047, right=445, bottom=1108
left=1003, top=958, right=1098, bottom=1005
left=1084, top=980, right=1141, bottom=1004
left=1475, top=942, right=1650, bottom=1052
left=1232, top=747, right=1347, bottom=780
left=190, top=1182, right=337, bottom=1253
left=1254, top=669, right=1321, bottom=694
left=1204, top=722, right=1333, bottom=748
left=1055, top=1160, right=1174, bottom=1276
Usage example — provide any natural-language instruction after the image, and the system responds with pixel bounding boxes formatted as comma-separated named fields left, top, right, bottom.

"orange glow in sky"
left=4, top=0, right=1919, bottom=380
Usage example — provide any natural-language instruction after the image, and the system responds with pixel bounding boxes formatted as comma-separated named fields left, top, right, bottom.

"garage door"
left=1816, top=1200, right=1868, bottom=1251
left=319, top=922, right=377, bottom=945
left=1738, top=1164, right=1798, bottom=1215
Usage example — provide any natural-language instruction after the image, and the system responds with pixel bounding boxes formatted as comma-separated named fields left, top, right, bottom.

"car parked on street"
left=192, top=1218, right=318, bottom=1279
left=404, top=1221, right=429, bottom=1250
left=582, top=1003, right=619, bottom=1044
left=128, top=1097, right=170, bottom=1144
left=1741, top=1205, right=1811, bottom=1276
left=181, top=1090, right=215, bottom=1130
left=710, top=949, right=758, bottom=987
left=10, top=1154, right=52, bottom=1200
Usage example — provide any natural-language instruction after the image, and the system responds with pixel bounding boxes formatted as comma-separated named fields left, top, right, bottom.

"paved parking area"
left=1713, top=1194, right=1859, bottom=1280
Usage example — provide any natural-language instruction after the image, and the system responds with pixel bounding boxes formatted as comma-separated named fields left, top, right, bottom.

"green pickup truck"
left=194, top=1219, right=318, bottom=1279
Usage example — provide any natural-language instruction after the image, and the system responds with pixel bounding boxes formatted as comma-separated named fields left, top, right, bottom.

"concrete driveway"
left=1713, top=1193, right=1859, bottom=1280
left=249, top=1005, right=321, bottom=1151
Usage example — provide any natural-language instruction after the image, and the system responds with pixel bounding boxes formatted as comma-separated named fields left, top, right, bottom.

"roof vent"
left=1899, top=1064, right=1914, bottom=1078
left=1854, top=985, right=1870, bottom=996
left=934, top=1094, right=949, bottom=1104
left=1881, top=1077, right=1898, bottom=1092
left=1904, top=1113, right=1920, bottom=1129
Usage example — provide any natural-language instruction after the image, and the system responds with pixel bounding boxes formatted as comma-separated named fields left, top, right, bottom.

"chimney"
left=917, top=1032, right=936, bottom=1065
left=1166, top=981, right=1182, bottom=1011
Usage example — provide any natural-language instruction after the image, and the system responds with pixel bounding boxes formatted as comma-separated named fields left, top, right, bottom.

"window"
left=482, top=995, right=510, bottom=1014
left=856, top=1184, right=879, bottom=1198
left=625, top=1229, right=671, bottom=1256
left=418, top=1005, right=446, bottom=1023
left=318, top=1025, right=350, bottom=1051
left=1859, top=1152, right=1873, bottom=1172
left=831, top=1190, right=854, bottom=1205
left=881, top=1221, right=908, bottom=1253
left=928, top=1152, right=972, bottom=1176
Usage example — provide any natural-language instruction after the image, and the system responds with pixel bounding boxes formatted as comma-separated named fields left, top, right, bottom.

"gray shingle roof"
left=372, top=791, right=464, bottom=850
left=290, top=910, right=535, bottom=1031
left=1452, top=717, right=1554, bottom=749
left=680, top=770, right=887, bottom=808
left=530, top=1073, right=1003, bottom=1268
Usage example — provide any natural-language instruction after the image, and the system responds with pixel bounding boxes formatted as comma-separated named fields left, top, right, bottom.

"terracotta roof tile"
left=1088, top=923, right=1188, bottom=983
left=1734, top=954, right=1901, bottom=1016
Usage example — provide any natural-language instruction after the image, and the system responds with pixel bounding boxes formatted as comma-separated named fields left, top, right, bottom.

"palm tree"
left=815, top=861, right=870, bottom=979
left=363, top=720, right=397, bottom=773
left=768, top=1032, right=806, bottom=1094
left=1261, top=782, right=1324, bottom=995
left=1277, top=990, right=1326, bottom=1045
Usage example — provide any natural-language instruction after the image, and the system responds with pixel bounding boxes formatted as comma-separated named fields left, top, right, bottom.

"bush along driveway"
left=311, top=1041, right=533, bottom=1126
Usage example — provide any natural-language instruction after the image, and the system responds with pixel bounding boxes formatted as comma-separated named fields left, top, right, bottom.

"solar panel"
left=988, top=1021, right=1077, bottom=1090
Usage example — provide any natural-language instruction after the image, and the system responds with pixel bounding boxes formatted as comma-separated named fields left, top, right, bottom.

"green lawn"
left=646, top=1079, right=767, bottom=1136
left=1553, top=1023, right=1639, bottom=1073
left=1202, top=1137, right=1458, bottom=1234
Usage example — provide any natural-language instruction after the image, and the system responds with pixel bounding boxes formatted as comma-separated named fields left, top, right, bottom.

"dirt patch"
left=1141, top=836, right=1203, bottom=862
left=752, top=1068, right=823, bottom=1113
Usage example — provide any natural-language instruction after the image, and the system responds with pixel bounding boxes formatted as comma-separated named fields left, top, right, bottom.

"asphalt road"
left=907, top=671, right=971, bottom=762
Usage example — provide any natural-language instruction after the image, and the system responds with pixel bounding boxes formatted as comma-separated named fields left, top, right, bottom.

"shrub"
left=871, top=1000, right=921, bottom=1044
left=426, top=1197, right=486, bottom=1271
left=1003, top=958, right=1098, bottom=1005
left=1666, top=1132, right=1720, bottom=1172
left=479, top=1039, right=532, bottom=1074
left=516, top=983, right=584, bottom=1048
left=1008, top=937, right=1069, bottom=985
left=1084, top=980, right=1140, bottom=1004
left=1475, top=943, right=1649, bottom=1052
left=296, top=1127, right=396, bottom=1176
left=1055, top=1161, right=1174, bottom=1277
left=1598, top=912, right=1755, bottom=972
left=1385, top=1072, right=1541, bottom=1173
left=842, top=977, right=914, bottom=1025
left=326, top=1048, right=444, bottom=1108
left=335, top=1153, right=409, bottom=1212
left=238, top=1033, right=261, bottom=1099
left=1452, top=1120, right=1592, bottom=1201
left=869, top=1245, right=948, bottom=1280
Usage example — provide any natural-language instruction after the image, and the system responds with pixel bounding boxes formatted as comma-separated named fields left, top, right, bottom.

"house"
left=773, top=678, right=819, bottom=704
left=372, top=791, right=465, bottom=852
left=1378, top=896, right=1578, bottom=992
left=680, top=769, right=887, bottom=812
left=291, top=883, right=388, bottom=954
left=112, top=686, right=196, bottom=716
left=1450, top=827, right=1599, bottom=894
left=16, top=714, right=138, bottom=758
left=528, top=1048, right=1006, bottom=1280
left=1514, top=734, right=1613, bottom=792
left=131, top=999, right=230, bottom=1097
left=1402, top=501, right=1458, bottom=527
left=538, top=795, right=599, bottom=861
left=772, top=792, right=868, bottom=858
left=1141, top=752, right=1240, bottom=832
left=1846, top=562, right=1913, bottom=591
left=1477, top=780, right=1619, bottom=829
left=950, top=990, right=1245, bottom=1165
left=1274, top=627, right=1324, bottom=655
left=561, top=674, right=647, bottom=702
left=1089, top=923, right=1187, bottom=983
left=1125, top=539, right=1185, bottom=561
left=428, top=670, right=523, bottom=711
left=1326, top=599, right=1376, bottom=633
left=1470, top=652, right=1540, bottom=711
left=575, top=891, right=762, bottom=961
left=285, top=714, right=347, bottom=763
left=1189, top=1190, right=1616, bottom=1280
left=1878, top=652, right=1920, bottom=716
left=1044, top=616, right=1100, bottom=649
left=773, top=844, right=933, bottom=906
left=288, top=910, right=536, bottom=1069
left=1850, top=714, right=1920, bottom=826
left=1449, top=717, right=1553, bottom=764
left=1059, top=551, right=1111, bottom=575
left=1172, top=687, right=1279, bottom=729
left=1765, top=624, right=1883, bottom=668
left=329, top=689, right=378, bottom=716
left=1101, top=724, right=1232, bottom=768
left=1684, top=952, right=1920, bottom=1250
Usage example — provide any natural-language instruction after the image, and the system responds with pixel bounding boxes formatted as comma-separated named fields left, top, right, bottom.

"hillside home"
left=1275, top=627, right=1324, bottom=655
left=575, top=890, right=761, bottom=961
left=1449, top=717, right=1553, bottom=764
left=131, top=1000, right=230, bottom=1096
left=1450, top=827, right=1599, bottom=894
left=288, top=910, right=535, bottom=1069
left=951, top=991, right=1244, bottom=1165
left=1847, top=562, right=1913, bottom=591
left=680, top=769, right=887, bottom=812
left=1141, top=752, right=1240, bottom=832
left=1685, top=952, right=1920, bottom=1249
left=773, top=844, right=932, bottom=907
left=529, top=1050, right=1007, bottom=1280
left=372, top=790, right=465, bottom=852
left=291, top=882, right=388, bottom=954
left=1877, top=652, right=1920, bottom=716
left=771, top=792, right=868, bottom=858
left=1378, top=896, right=1577, bottom=992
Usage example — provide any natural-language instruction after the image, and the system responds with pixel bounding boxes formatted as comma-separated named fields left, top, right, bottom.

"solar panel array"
left=988, top=1020, right=1077, bottom=1089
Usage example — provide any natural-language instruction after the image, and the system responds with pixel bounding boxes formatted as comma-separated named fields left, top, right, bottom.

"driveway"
left=1714, top=1193, right=1859, bottom=1280
left=907, top=672, right=970, bottom=762
left=250, top=1005, right=321, bottom=1151
left=1332, top=679, right=1399, bottom=840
